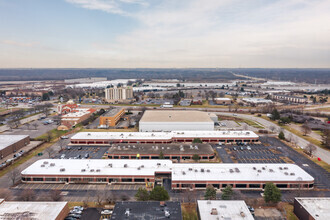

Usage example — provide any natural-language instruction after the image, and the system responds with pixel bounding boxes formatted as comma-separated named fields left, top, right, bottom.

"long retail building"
left=70, top=130, right=259, bottom=145
left=21, top=159, right=314, bottom=190
left=139, top=110, right=215, bottom=132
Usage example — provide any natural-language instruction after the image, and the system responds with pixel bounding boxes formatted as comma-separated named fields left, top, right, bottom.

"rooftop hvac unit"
left=269, top=169, right=274, bottom=172
left=229, top=169, right=234, bottom=173
left=96, top=169, right=101, bottom=172
left=182, top=171, right=186, bottom=175
left=108, top=163, right=112, bottom=167
left=60, top=168, right=65, bottom=172
left=124, top=164, right=128, bottom=168
left=253, top=167, right=256, bottom=170
left=81, top=169, right=86, bottom=172
left=157, top=163, right=161, bottom=166
left=290, top=173, right=295, bottom=176
left=41, top=164, right=45, bottom=167
left=207, top=169, right=210, bottom=172
left=201, top=168, right=205, bottom=172
left=90, top=169, right=94, bottom=172
left=262, top=167, right=266, bottom=170
left=284, top=172, right=288, bottom=175
left=257, top=170, right=262, bottom=173
left=235, top=168, right=240, bottom=173
left=141, top=165, right=144, bottom=168
left=137, top=167, right=141, bottom=170
left=87, top=133, right=91, bottom=136
left=188, top=168, right=193, bottom=171
left=50, top=163, right=55, bottom=167
left=279, top=167, right=283, bottom=170
left=195, top=169, right=198, bottom=172
left=43, top=161, right=49, bottom=164
left=284, top=167, right=288, bottom=170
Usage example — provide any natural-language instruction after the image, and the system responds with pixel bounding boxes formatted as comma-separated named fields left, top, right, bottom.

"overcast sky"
left=0, top=0, right=329, bottom=68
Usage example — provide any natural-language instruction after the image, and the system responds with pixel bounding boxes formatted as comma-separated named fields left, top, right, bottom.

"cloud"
left=1, top=40, right=38, bottom=48
left=65, top=0, right=148, bottom=15
left=87, top=0, right=330, bottom=67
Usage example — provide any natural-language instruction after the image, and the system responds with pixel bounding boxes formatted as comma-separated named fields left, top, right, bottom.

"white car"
left=247, top=146, right=252, bottom=150
left=101, top=210, right=113, bottom=215
left=61, top=136, right=69, bottom=139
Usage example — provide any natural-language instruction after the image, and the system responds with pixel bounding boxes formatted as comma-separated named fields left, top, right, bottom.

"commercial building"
left=57, top=103, right=78, bottom=114
left=21, top=159, right=314, bottom=191
left=106, top=143, right=215, bottom=161
left=70, top=130, right=259, bottom=145
left=105, top=86, right=133, bottom=103
left=139, top=110, right=215, bottom=132
left=242, top=98, right=273, bottom=105
left=110, top=201, right=182, bottom=220
left=99, top=108, right=125, bottom=128
left=271, top=94, right=308, bottom=104
left=60, top=108, right=96, bottom=130
left=0, top=199, right=69, bottom=220
left=179, top=99, right=192, bottom=106
left=214, top=97, right=232, bottom=105
left=0, top=135, right=30, bottom=158
left=293, top=197, right=330, bottom=220
left=197, top=200, right=254, bottom=220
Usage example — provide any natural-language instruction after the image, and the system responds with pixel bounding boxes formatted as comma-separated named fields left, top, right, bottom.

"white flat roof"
left=0, top=135, right=29, bottom=151
left=295, top=197, right=330, bottom=219
left=22, top=159, right=314, bottom=182
left=140, top=110, right=214, bottom=123
left=71, top=130, right=259, bottom=140
left=0, top=200, right=67, bottom=220
left=214, top=98, right=232, bottom=101
left=197, top=200, right=254, bottom=220
left=242, top=98, right=273, bottom=103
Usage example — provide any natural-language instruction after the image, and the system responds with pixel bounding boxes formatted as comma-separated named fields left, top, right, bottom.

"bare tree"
left=305, top=143, right=317, bottom=156
left=45, top=131, right=53, bottom=142
left=301, top=123, right=311, bottom=136
left=269, top=126, right=276, bottom=133
left=58, top=139, right=66, bottom=151
left=95, top=191, right=104, bottom=206
left=9, top=169, right=20, bottom=186
left=0, top=188, right=13, bottom=200
left=45, top=147, right=56, bottom=158
left=242, top=124, right=248, bottom=130
left=32, top=122, right=38, bottom=130
left=25, top=123, right=31, bottom=130
left=20, top=189, right=36, bottom=201
left=49, top=189, right=62, bottom=201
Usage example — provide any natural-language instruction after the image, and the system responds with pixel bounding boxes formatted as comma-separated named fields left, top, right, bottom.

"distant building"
left=99, top=108, right=125, bottom=128
left=294, top=197, right=330, bottom=220
left=242, top=98, right=273, bottom=105
left=110, top=201, right=182, bottom=220
left=179, top=99, right=192, bottom=106
left=105, top=86, right=133, bottom=103
left=57, top=103, right=79, bottom=114
left=0, top=135, right=30, bottom=159
left=0, top=199, right=69, bottom=220
left=60, top=108, right=96, bottom=130
left=271, top=94, right=308, bottom=104
left=5, top=89, right=46, bottom=97
left=192, top=98, right=203, bottom=105
left=214, top=97, right=232, bottom=105
left=64, top=77, right=107, bottom=84
left=139, top=110, right=215, bottom=132
left=197, top=200, right=254, bottom=220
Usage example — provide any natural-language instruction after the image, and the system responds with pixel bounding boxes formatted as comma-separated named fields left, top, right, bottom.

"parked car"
left=101, top=210, right=113, bottom=215
left=233, top=147, right=237, bottom=151
left=61, top=136, right=69, bottom=139
left=60, top=154, right=66, bottom=159
left=78, top=147, right=82, bottom=150
left=66, top=146, right=71, bottom=150
left=84, top=153, right=89, bottom=159
left=247, top=146, right=252, bottom=150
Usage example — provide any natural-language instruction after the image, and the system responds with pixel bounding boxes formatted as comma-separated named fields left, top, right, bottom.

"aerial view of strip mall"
left=0, top=0, right=329, bottom=220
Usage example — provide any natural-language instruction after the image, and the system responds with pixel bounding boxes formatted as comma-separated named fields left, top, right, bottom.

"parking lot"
left=56, top=146, right=108, bottom=159
left=216, top=144, right=287, bottom=164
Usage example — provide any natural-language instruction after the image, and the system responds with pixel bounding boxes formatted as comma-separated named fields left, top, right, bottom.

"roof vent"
left=50, top=163, right=55, bottom=167
left=235, top=168, right=240, bottom=173
left=284, top=167, right=288, bottom=170
left=210, top=208, right=218, bottom=215
left=141, top=165, right=144, bottom=168
left=279, top=167, right=283, bottom=170
left=290, top=172, right=295, bottom=176
left=229, top=169, right=234, bottom=173
left=284, top=172, right=288, bottom=175
left=60, top=168, right=65, bottom=172
left=96, top=169, right=100, bottom=172
left=43, top=161, right=49, bottom=164
left=41, top=164, right=45, bottom=167
left=258, top=170, right=262, bottom=173
left=269, top=169, right=274, bottom=172
left=124, top=164, right=128, bottom=168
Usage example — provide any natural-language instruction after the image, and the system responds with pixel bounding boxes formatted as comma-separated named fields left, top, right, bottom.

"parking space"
left=215, top=143, right=288, bottom=164
left=14, top=183, right=144, bottom=191
left=56, top=146, right=108, bottom=159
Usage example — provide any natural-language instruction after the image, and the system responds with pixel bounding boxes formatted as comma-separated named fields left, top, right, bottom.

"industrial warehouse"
left=106, top=143, right=215, bottom=161
left=139, top=110, right=216, bottom=132
left=0, top=135, right=30, bottom=158
left=70, top=130, right=259, bottom=145
left=21, top=159, right=314, bottom=190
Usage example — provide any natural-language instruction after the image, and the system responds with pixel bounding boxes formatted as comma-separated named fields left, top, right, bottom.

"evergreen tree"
left=278, top=131, right=285, bottom=140
left=264, top=182, right=281, bottom=203
left=271, top=109, right=280, bottom=120
left=204, top=185, right=217, bottom=200
left=149, top=186, right=170, bottom=201
left=135, top=187, right=150, bottom=201
left=192, top=154, right=200, bottom=162
left=221, top=185, right=233, bottom=200
left=159, top=151, right=164, bottom=159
